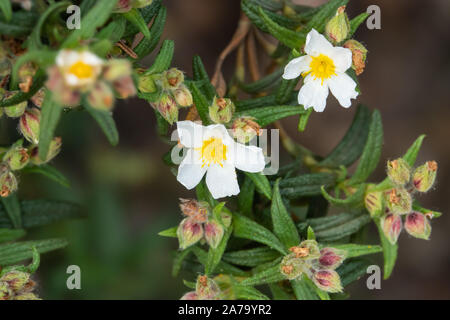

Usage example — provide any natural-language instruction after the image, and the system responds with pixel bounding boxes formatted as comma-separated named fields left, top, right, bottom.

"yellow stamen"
left=303, top=54, right=337, bottom=85
left=69, top=61, right=94, bottom=79
left=196, top=137, right=227, bottom=168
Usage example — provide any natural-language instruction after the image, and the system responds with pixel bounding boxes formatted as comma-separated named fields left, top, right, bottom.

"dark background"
left=3, top=0, right=448, bottom=299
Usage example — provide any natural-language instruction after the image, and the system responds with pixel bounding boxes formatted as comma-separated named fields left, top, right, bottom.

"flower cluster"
left=180, top=275, right=221, bottom=300
left=46, top=50, right=136, bottom=110
left=280, top=240, right=346, bottom=293
left=365, top=158, right=438, bottom=244
left=0, top=270, right=40, bottom=300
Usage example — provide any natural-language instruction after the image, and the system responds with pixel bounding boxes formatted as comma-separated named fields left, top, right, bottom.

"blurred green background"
left=1, top=0, right=449, bottom=299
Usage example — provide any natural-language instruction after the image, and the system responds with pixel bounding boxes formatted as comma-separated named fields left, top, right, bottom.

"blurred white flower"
left=283, top=29, right=358, bottom=112
left=56, top=50, right=103, bottom=89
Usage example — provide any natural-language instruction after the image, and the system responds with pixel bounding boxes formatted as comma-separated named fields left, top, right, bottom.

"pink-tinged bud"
left=291, top=240, right=321, bottom=260
left=177, top=218, right=203, bottom=250
left=318, top=247, right=346, bottom=270
left=387, top=158, right=411, bottom=186
left=3, top=92, right=27, bottom=118
left=231, top=117, right=262, bottom=143
left=312, top=269, right=343, bottom=293
left=30, top=137, right=62, bottom=165
left=113, top=0, right=133, bottom=13
left=113, top=76, right=136, bottom=99
left=385, top=188, right=412, bottom=215
left=179, top=198, right=209, bottom=223
left=19, top=108, right=40, bottom=145
left=163, top=68, right=184, bottom=90
left=404, top=212, right=431, bottom=240
left=87, top=81, right=115, bottom=111
left=325, top=6, right=350, bottom=44
left=280, top=254, right=304, bottom=280
left=204, top=219, right=224, bottom=249
left=3, top=145, right=29, bottom=171
left=381, top=213, right=402, bottom=245
left=209, top=96, right=235, bottom=124
left=18, top=62, right=37, bottom=93
left=364, top=189, right=384, bottom=218
left=173, top=84, right=193, bottom=107
left=196, top=275, right=220, bottom=300
left=413, top=161, right=437, bottom=193
left=343, top=40, right=368, bottom=76
left=0, top=281, right=12, bottom=300
left=13, top=292, right=41, bottom=300
left=180, top=291, right=198, bottom=300
left=31, top=88, right=45, bottom=107
left=1, top=271, right=32, bottom=293
left=0, top=168, right=18, bottom=198
left=154, top=93, right=178, bottom=124
left=45, top=66, right=81, bottom=107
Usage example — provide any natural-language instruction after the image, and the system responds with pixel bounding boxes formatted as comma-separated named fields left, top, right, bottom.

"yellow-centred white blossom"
left=176, top=121, right=266, bottom=199
left=283, top=29, right=358, bottom=112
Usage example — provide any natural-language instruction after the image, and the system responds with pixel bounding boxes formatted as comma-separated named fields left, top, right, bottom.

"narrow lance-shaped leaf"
left=245, top=172, right=272, bottom=200
left=38, top=90, right=62, bottom=161
left=22, top=164, right=70, bottom=188
left=0, top=229, right=26, bottom=244
left=235, top=105, right=307, bottom=127
left=0, top=0, right=11, bottom=21
left=145, top=39, right=174, bottom=74
left=1, top=194, right=22, bottom=228
left=376, top=219, right=398, bottom=279
left=240, top=264, right=285, bottom=286
left=123, top=8, right=151, bottom=39
left=84, top=100, right=119, bottom=146
left=205, top=226, right=232, bottom=275
left=134, top=6, right=167, bottom=58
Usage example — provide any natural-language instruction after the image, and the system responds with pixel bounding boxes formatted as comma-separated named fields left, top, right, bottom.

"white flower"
left=56, top=50, right=103, bottom=88
left=176, top=121, right=266, bottom=199
left=283, top=29, right=359, bottom=112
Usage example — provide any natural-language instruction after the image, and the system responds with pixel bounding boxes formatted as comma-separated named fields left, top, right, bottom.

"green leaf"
left=38, top=90, right=62, bottom=161
left=233, top=285, right=270, bottom=300
left=1, top=194, right=22, bottom=229
left=328, top=243, right=382, bottom=258
left=412, top=202, right=442, bottom=219
left=238, top=68, right=283, bottom=93
left=192, top=55, right=216, bottom=101
left=23, top=164, right=70, bottom=188
left=158, top=226, right=177, bottom=238
left=0, top=0, right=12, bottom=21
left=240, top=264, right=285, bottom=286
left=0, top=200, right=82, bottom=229
left=241, top=0, right=293, bottom=34
left=298, top=108, right=313, bottom=132
left=191, top=247, right=248, bottom=277
left=188, top=82, right=210, bottom=125
left=307, top=226, right=316, bottom=240
left=320, top=184, right=366, bottom=209
left=0, top=238, right=68, bottom=266
left=236, top=94, right=279, bottom=111
left=1, top=70, right=46, bottom=107
left=0, top=11, right=37, bottom=37
left=258, top=7, right=305, bottom=49
left=95, top=17, right=127, bottom=43
left=291, top=276, right=319, bottom=300
left=271, top=179, right=300, bottom=248
left=205, top=226, right=232, bottom=275
left=403, top=134, right=426, bottom=166
left=84, top=102, right=119, bottom=146
left=134, top=6, right=167, bottom=58
left=245, top=172, right=272, bottom=200
left=145, top=39, right=174, bottom=74
left=269, top=283, right=293, bottom=300
left=349, top=12, right=370, bottom=36
left=63, top=0, right=118, bottom=48
left=223, top=247, right=280, bottom=267
left=319, top=105, right=371, bottom=167
left=235, top=105, right=307, bottom=127
left=0, top=229, right=26, bottom=244
left=336, top=258, right=372, bottom=286
left=375, top=219, right=397, bottom=279
left=349, top=110, right=383, bottom=184
left=237, top=175, right=255, bottom=217
left=123, top=8, right=151, bottom=39
left=172, top=248, right=192, bottom=277
left=233, top=214, right=287, bottom=254
left=279, top=173, right=336, bottom=199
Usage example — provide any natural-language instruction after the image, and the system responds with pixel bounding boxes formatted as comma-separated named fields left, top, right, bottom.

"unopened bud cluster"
left=180, top=274, right=221, bottom=300
left=280, top=240, right=346, bottom=293
left=364, top=158, right=438, bottom=244
left=0, top=270, right=40, bottom=300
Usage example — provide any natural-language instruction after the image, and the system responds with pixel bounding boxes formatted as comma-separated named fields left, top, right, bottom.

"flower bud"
left=3, top=92, right=27, bottom=118
left=179, top=198, right=209, bottom=223
left=387, top=158, right=411, bottom=186
left=231, top=117, right=262, bottom=143
left=204, top=219, right=224, bottom=249
left=412, top=161, right=437, bottom=193
left=31, top=88, right=45, bottom=107
left=291, top=240, right=321, bottom=260
left=30, top=137, right=62, bottom=165
left=343, top=40, right=368, bottom=76
left=173, top=84, right=193, bottom=107
left=0, top=281, right=12, bottom=300
left=1, top=271, right=31, bottom=292
left=87, top=81, right=115, bottom=111
left=138, top=74, right=157, bottom=93
left=13, top=292, right=41, bottom=300
left=381, top=213, right=402, bottom=245
left=404, top=212, right=431, bottom=240
left=114, top=0, right=133, bottom=13
left=3, top=146, right=29, bottom=171
left=19, top=108, right=40, bottom=145
left=132, top=0, right=153, bottom=9
left=113, top=76, right=136, bottom=99
left=318, top=247, right=346, bottom=270
left=209, top=96, right=235, bottom=124
left=154, top=93, right=178, bottom=124
left=385, top=188, right=412, bottom=215
left=0, top=169, right=18, bottom=198
left=280, top=254, right=304, bottom=280
left=180, top=291, right=198, bottom=300
left=196, top=275, right=220, bottom=300
left=220, top=210, right=232, bottom=228
left=325, top=6, right=350, bottom=44
left=364, top=189, right=384, bottom=218
left=312, top=269, right=343, bottom=293
left=18, top=62, right=37, bottom=93
left=177, top=217, right=203, bottom=250
left=163, top=68, right=184, bottom=90
left=103, top=60, right=132, bottom=82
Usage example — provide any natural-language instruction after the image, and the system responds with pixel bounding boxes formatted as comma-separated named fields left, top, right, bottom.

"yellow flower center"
left=69, top=61, right=94, bottom=79
left=196, top=137, right=227, bottom=168
left=303, top=54, right=337, bottom=84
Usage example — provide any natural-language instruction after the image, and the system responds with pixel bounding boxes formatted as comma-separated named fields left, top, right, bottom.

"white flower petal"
left=80, top=51, right=103, bottom=66
left=304, top=29, right=334, bottom=57
left=298, top=76, right=329, bottom=112
left=233, top=143, right=266, bottom=173
left=177, top=149, right=206, bottom=189
left=282, top=55, right=312, bottom=80
left=329, top=47, right=352, bottom=73
left=205, top=164, right=240, bottom=199
left=176, top=121, right=204, bottom=148
left=328, top=73, right=359, bottom=108
left=204, top=124, right=233, bottom=143
left=56, top=50, right=80, bottom=67
left=65, top=74, right=80, bottom=86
